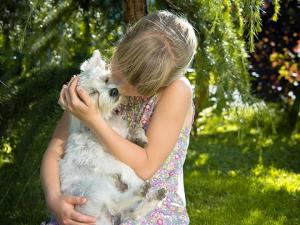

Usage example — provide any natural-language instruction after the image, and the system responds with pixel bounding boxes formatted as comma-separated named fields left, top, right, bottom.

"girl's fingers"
left=62, top=220, right=89, bottom=225
left=71, top=211, right=97, bottom=224
left=58, top=85, right=67, bottom=109
left=69, top=76, right=80, bottom=103
left=58, top=75, right=85, bottom=112
left=64, top=195, right=86, bottom=205
left=67, top=75, right=77, bottom=89
left=63, top=86, right=72, bottom=109
left=66, top=76, right=77, bottom=105
left=76, top=86, right=90, bottom=106
left=67, top=75, right=77, bottom=90
left=68, top=221, right=96, bottom=225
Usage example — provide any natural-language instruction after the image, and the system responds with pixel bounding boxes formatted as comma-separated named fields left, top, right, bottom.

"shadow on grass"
left=186, top=132, right=300, bottom=175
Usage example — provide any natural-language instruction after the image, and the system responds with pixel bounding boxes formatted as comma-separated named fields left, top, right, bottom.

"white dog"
left=59, top=50, right=166, bottom=225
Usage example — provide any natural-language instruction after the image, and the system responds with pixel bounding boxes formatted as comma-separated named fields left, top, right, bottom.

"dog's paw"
left=155, top=188, right=167, bottom=200
left=112, top=173, right=128, bottom=192
left=112, top=213, right=122, bottom=225
left=140, top=181, right=151, bottom=196
left=132, top=138, right=148, bottom=148
left=129, top=127, right=148, bottom=147
left=58, top=100, right=66, bottom=110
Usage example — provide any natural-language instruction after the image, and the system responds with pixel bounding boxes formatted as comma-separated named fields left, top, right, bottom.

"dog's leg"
left=127, top=126, right=148, bottom=148
left=110, top=190, right=144, bottom=213
left=121, top=187, right=167, bottom=221
left=108, top=180, right=152, bottom=223
left=96, top=207, right=114, bottom=225
left=112, top=213, right=121, bottom=225
left=112, top=173, right=128, bottom=192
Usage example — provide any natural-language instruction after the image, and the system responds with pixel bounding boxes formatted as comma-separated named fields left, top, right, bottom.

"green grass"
left=185, top=132, right=300, bottom=225
left=0, top=105, right=300, bottom=224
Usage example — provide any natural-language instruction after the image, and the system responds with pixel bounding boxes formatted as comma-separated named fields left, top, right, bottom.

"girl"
left=40, top=10, right=198, bottom=225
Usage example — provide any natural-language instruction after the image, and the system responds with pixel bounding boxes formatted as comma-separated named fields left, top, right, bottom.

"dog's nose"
left=109, top=88, right=119, bottom=97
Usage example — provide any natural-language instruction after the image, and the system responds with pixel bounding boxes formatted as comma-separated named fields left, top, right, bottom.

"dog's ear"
left=80, top=49, right=106, bottom=71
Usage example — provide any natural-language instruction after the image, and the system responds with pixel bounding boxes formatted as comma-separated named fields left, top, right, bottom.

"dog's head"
left=78, top=50, right=122, bottom=120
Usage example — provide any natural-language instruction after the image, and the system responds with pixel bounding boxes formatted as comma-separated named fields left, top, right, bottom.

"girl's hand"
left=47, top=194, right=97, bottom=225
left=58, top=75, right=100, bottom=127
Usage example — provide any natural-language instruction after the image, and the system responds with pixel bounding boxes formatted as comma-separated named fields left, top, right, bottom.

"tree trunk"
left=123, top=0, right=148, bottom=25
left=191, top=49, right=210, bottom=137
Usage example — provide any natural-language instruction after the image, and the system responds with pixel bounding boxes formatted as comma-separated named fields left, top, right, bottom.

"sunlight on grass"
left=186, top=101, right=300, bottom=224
left=258, top=137, right=274, bottom=148
left=292, top=133, right=300, bottom=140
left=195, top=153, right=209, bottom=166
left=195, top=101, right=280, bottom=137
left=252, top=164, right=300, bottom=194
left=186, top=167, right=300, bottom=225
left=216, top=124, right=239, bottom=133
left=228, top=170, right=237, bottom=177
left=242, top=209, right=287, bottom=225
left=249, top=128, right=258, bottom=134
left=292, top=133, right=300, bottom=141
left=0, top=140, right=14, bottom=168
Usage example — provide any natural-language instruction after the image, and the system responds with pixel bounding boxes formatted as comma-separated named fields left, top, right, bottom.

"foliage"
left=249, top=0, right=299, bottom=102
left=154, top=0, right=283, bottom=138
left=185, top=104, right=300, bottom=225
left=0, top=0, right=299, bottom=224
left=0, top=0, right=124, bottom=164
left=248, top=0, right=300, bottom=132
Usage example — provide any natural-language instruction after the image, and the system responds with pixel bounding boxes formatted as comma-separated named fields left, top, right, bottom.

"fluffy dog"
left=59, top=50, right=166, bottom=225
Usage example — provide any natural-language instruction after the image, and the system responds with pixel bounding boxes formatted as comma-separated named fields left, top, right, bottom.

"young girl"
left=40, top=10, right=198, bottom=225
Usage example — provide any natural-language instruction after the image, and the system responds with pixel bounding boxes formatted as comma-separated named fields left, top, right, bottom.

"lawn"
left=185, top=128, right=300, bottom=225
left=0, top=106, right=299, bottom=225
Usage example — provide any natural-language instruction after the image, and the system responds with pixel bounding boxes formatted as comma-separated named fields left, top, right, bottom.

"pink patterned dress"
left=114, top=93, right=194, bottom=225
left=41, top=92, right=194, bottom=225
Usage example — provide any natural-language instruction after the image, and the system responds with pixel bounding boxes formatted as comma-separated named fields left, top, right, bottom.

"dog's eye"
left=104, top=77, right=109, bottom=84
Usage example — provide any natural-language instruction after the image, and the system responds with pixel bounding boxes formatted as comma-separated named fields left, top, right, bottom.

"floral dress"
left=115, top=93, right=194, bottom=225
left=41, top=92, right=194, bottom=225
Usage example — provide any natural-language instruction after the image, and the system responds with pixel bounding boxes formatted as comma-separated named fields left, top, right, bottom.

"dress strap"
left=191, top=100, right=196, bottom=126
left=140, top=93, right=159, bottom=130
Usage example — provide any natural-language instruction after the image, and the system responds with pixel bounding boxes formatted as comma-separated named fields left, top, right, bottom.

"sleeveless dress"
left=115, top=93, right=194, bottom=225
left=41, top=92, right=195, bottom=225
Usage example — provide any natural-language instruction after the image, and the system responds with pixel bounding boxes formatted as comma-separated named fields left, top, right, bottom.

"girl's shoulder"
left=154, top=77, right=194, bottom=129
left=155, top=77, right=193, bottom=114
left=156, top=76, right=193, bottom=100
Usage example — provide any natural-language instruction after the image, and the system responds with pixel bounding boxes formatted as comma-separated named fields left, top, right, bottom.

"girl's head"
left=110, top=10, right=198, bottom=97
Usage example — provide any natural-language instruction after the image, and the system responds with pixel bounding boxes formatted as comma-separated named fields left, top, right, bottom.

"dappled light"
left=0, top=0, right=299, bottom=224
left=185, top=104, right=300, bottom=224
left=251, top=164, right=300, bottom=194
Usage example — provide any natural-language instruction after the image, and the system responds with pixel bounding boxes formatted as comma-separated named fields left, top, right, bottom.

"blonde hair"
left=111, top=10, right=198, bottom=97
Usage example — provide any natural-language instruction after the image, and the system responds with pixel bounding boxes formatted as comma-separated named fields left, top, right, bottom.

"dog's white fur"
left=59, top=50, right=164, bottom=225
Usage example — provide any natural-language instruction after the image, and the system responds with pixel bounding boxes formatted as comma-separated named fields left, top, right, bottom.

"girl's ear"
left=80, top=49, right=106, bottom=72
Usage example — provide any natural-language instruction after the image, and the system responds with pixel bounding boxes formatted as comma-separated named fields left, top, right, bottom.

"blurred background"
left=0, top=0, right=299, bottom=224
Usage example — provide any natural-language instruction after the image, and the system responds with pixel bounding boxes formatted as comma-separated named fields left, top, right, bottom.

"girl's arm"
left=40, top=110, right=97, bottom=225
left=40, top=111, right=68, bottom=206
left=92, top=79, right=192, bottom=180
left=62, top=76, right=192, bottom=181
